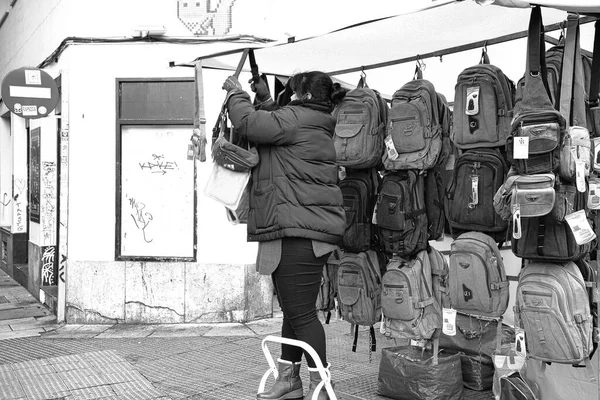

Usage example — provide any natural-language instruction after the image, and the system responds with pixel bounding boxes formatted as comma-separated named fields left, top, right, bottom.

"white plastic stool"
left=258, top=335, right=337, bottom=400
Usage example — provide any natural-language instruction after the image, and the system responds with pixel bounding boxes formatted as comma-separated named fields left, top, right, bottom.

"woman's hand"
left=222, top=76, right=242, bottom=92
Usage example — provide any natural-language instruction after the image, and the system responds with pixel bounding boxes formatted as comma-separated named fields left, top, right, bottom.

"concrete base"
left=65, top=261, right=273, bottom=324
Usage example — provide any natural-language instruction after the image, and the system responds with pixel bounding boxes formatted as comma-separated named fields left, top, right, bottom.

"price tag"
left=512, top=204, right=521, bottom=240
left=565, top=209, right=596, bottom=245
left=575, top=158, right=586, bottom=193
left=442, top=308, right=457, bottom=336
left=513, top=137, right=529, bottom=159
left=588, top=180, right=600, bottom=210
left=384, top=135, right=398, bottom=160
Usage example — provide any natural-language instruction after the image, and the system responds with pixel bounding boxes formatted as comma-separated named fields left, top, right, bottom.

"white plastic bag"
left=204, top=163, right=250, bottom=210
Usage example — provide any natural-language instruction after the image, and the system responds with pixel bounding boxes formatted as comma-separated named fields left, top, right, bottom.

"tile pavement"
left=0, top=268, right=493, bottom=400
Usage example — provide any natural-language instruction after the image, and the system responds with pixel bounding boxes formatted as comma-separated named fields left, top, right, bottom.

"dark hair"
left=293, top=71, right=346, bottom=105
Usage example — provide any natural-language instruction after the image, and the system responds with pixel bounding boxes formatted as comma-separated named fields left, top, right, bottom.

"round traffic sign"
left=1, top=67, right=59, bottom=119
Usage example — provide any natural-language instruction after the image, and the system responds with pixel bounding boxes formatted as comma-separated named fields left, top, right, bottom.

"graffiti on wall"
left=128, top=197, right=154, bottom=243
left=41, top=161, right=57, bottom=246
left=139, top=154, right=179, bottom=175
left=12, top=177, right=26, bottom=233
left=29, top=127, right=41, bottom=223
left=41, top=245, right=56, bottom=286
left=177, top=0, right=236, bottom=35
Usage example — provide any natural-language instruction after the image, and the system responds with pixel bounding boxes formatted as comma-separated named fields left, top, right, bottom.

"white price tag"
left=565, top=209, right=596, bottom=245
left=442, top=308, right=457, bottom=336
left=575, top=158, right=586, bottom=193
left=384, top=135, right=398, bottom=160
left=588, top=180, right=600, bottom=210
left=513, top=137, right=529, bottom=159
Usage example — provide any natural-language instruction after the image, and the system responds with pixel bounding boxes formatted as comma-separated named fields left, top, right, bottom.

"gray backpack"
left=332, top=83, right=388, bottom=169
left=449, top=232, right=509, bottom=318
left=515, top=261, right=593, bottom=365
left=380, top=250, right=442, bottom=341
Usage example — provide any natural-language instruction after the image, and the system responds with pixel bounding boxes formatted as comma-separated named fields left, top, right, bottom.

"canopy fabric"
left=482, top=0, right=600, bottom=14
left=181, top=1, right=575, bottom=77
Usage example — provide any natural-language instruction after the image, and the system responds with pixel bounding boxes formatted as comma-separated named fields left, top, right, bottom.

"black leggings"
left=272, top=237, right=330, bottom=368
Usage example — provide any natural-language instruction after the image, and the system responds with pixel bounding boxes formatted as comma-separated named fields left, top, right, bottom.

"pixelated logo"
left=177, top=0, right=236, bottom=36
left=462, top=284, right=473, bottom=302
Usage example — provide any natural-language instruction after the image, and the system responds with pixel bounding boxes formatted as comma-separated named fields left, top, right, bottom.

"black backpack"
left=373, top=170, right=428, bottom=257
left=424, top=168, right=445, bottom=241
left=338, top=169, right=380, bottom=253
left=445, top=147, right=509, bottom=242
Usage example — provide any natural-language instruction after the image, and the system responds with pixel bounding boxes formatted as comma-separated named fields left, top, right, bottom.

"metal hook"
left=483, top=40, right=488, bottom=53
left=360, top=66, right=367, bottom=79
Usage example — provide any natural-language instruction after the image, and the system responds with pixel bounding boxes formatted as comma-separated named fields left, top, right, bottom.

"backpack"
left=373, top=170, right=428, bottom=257
left=380, top=250, right=442, bottom=341
left=510, top=182, right=593, bottom=262
left=316, top=250, right=341, bottom=324
left=507, top=7, right=567, bottom=175
left=445, top=148, right=509, bottom=242
left=428, top=245, right=450, bottom=309
left=332, top=83, right=389, bottom=169
left=449, top=232, right=509, bottom=318
left=338, top=169, right=379, bottom=252
left=436, top=92, right=453, bottom=168
left=506, top=109, right=566, bottom=175
left=515, top=260, right=593, bottom=365
left=382, top=79, right=443, bottom=170
left=451, top=61, right=515, bottom=149
left=337, top=250, right=383, bottom=352
left=499, top=372, right=537, bottom=400
left=424, top=168, right=445, bottom=241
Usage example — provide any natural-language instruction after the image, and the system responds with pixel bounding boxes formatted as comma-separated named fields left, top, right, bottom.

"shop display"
left=328, top=6, right=599, bottom=399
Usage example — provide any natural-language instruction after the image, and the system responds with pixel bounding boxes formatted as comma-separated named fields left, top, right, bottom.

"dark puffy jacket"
left=226, top=91, right=345, bottom=244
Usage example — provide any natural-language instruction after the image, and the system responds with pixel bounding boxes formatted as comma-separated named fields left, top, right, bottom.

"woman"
left=222, top=71, right=346, bottom=400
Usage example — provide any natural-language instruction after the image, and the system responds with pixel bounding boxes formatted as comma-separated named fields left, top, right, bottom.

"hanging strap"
left=518, top=6, right=554, bottom=113
left=559, top=14, right=586, bottom=127
left=588, top=21, right=600, bottom=137
left=191, top=61, right=207, bottom=162
left=590, top=21, right=600, bottom=107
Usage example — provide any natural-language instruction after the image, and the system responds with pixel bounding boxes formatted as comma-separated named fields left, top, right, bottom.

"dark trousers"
left=272, top=237, right=330, bottom=368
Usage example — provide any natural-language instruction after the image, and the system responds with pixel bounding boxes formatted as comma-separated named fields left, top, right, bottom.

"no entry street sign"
left=1, top=67, right=59, bottom=119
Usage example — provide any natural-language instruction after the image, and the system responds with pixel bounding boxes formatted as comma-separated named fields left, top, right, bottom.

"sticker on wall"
left=177, top=0, right=236, bottom=36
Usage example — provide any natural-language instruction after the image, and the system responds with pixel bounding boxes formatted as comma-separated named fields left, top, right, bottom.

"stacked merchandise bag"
left=330, top=74, right=388, bottom=354
left=442, top=40, right=517, bottom=391
left=375, top=65, right=465, bottom=400
left=493, top=8, right=598, bottom=393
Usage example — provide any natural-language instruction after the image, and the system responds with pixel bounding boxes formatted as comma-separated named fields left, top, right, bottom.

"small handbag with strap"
left=204, top=102, right=259, bottom=220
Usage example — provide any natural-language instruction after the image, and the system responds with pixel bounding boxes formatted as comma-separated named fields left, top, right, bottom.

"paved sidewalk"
left=0, top=268, right=493, bottom=400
